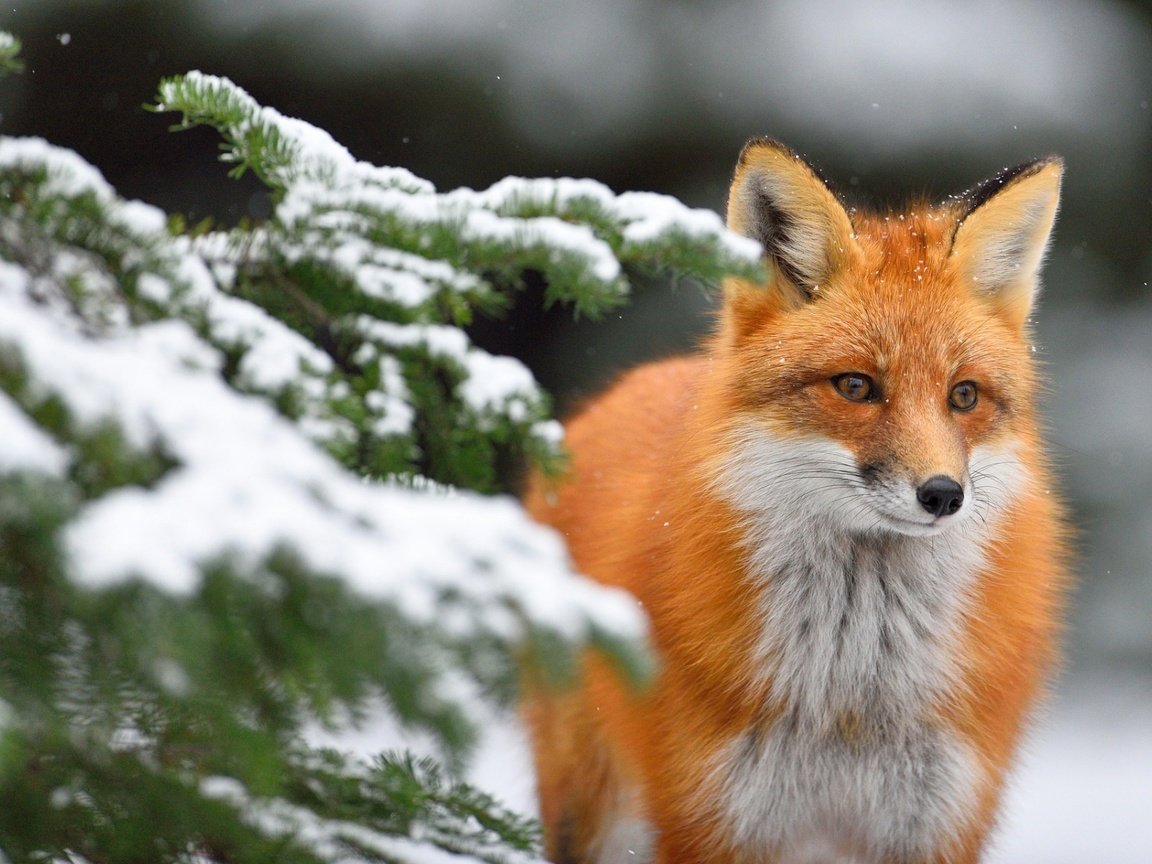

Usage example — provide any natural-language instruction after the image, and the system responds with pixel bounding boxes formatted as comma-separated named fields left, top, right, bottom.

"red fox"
left=523, top=139, right=1070, bottom=864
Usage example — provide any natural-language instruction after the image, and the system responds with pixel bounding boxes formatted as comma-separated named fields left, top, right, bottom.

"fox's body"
left=523, top=141, right=1069, bottom=864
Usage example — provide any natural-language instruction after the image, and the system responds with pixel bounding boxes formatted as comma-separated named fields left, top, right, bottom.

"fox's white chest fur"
left=708, top=532, right=983, bottom=863
left=695, top=431, right=1023, bottom=863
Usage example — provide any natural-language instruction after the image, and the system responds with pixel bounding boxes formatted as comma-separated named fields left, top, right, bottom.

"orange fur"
left=523, top=140, right=1070, bottom=864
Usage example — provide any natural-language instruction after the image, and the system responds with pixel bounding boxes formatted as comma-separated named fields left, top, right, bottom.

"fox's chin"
left=875, top=514, right=958, bottom=538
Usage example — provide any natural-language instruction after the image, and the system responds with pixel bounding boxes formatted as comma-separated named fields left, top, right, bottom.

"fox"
left=521, top=138, right=1070, bottom=864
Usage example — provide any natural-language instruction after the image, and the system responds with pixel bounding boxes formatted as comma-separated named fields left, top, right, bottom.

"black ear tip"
left=1018, top=154, right=1064, bottom=180
left=959, top=155, right=1064, bottom=218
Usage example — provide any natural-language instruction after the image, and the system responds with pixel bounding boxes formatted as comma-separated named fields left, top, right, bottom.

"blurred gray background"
left=2, top=0, right=1149, bottom=856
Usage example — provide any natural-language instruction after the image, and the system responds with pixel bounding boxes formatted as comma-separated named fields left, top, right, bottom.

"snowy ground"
left=986, top=676, right=1152, bottom=864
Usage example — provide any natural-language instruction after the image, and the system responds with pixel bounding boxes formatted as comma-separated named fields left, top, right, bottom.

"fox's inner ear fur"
left=950, top=157, right=1063, bottom=330
left=726, top=138, right=859, bottom=307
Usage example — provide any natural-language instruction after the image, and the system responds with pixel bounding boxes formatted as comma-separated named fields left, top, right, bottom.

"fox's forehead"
left=833, top=205, right=979, bottom=332
left=785, top=207, right=1016, bottom=376
left=848, top=205, right=960, bottom=277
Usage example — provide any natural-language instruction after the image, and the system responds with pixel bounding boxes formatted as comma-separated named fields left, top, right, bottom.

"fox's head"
left=713, top=139, right=1062, bottom=538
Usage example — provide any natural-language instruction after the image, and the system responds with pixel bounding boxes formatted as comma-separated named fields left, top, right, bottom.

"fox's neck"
left=746, top=523, right=982, bottom=729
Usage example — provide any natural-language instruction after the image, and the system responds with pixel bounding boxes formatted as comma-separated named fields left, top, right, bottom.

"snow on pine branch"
left=154, top=69, right=431, bottom=195
left=200, top=750, right=543, bottom=864
left=156, top=71, right=763, bottom=318
left=0, top=247, right=646, bottom=673
left=150, top=72, right=763, bottom=485
left=0, top=385, right=68, bottom=476
left=0, top=128, right=650, bottom=696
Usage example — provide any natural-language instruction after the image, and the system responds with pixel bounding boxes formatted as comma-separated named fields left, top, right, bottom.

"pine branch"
left=0, top=32, right=21, bottom=75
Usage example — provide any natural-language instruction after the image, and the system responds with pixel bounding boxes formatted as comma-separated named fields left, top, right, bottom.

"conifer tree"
left=0, top=37, right=760, bottom=862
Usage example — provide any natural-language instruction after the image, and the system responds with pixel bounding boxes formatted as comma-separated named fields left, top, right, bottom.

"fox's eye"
left=949, top=381, right=978, bottom=411
left=831, top=373, right=878, bottom=403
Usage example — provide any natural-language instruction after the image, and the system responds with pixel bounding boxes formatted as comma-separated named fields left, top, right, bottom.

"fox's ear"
left=726, top=138, right=858, bottom=308
left=950, top=157, right=1062, bottom=330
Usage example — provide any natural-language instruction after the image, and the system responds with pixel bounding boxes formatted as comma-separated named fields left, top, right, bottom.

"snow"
left=0, top=390, right=68, bottom=477
left=460, top=208, right=622, bottom=284
left=114, top=198, right=169, bottom=236
left=206, top=291, right=334, bottom=390
left=368, top=356, right=415, bottom=437
left=278, top=230, right=489, bottom=311
left=0, top=136, right=115, bottom=202
left=159, top=70, right=433, bottom=196
left=356, top=317, right=542, bottom=420
left=458, top=351, right=538, bottom=419
left=617, top=190, right=762, bottom=262
left=0, top=261, right=644, bottom=653
left=278, top=178, right=630, bottom=294
left=531, top=419, right=564, bottom=447
left=987, top=679, right=1152, bottom=864
left=459, top=175, right=762, bottom=267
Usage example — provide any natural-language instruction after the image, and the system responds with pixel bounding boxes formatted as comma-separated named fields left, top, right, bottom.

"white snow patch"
left=369, top=356, right=414, bottom=437
left=531, top=419, right=564, bottom=448
left=113, top=199, right=169, bottom=237
left=131, top=319, right=221, bottom=373
left=459, top=208, right=621, bottom=283
left=0, top=136, right=115, bottom=202
left=988, top=678, right=1152, bottom=864
left=290, top=235, right=484, bottom=308
left=357, top=318, right=541, bottom=418
left=461, top=175, right=760, bottom=270
left=0, top=391, right=69, bottom=477
left=617, top=190, right=762, bottom=261
left=0, top=260, right=27, bottom=299
left=136, top=272, right=174, bottom=304
left=206, top=292, right=333, bottom=390
left=160, top=71, right=433, bottom=196
left=457, top=351, right=538, bottom=418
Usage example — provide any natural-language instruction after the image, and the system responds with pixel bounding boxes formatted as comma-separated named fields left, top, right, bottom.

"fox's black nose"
left=916, top=476, right=964, bottom=518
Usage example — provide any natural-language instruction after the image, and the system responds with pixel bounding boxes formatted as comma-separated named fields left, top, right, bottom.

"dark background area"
left=2, top=3, right=1150, bottom=855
